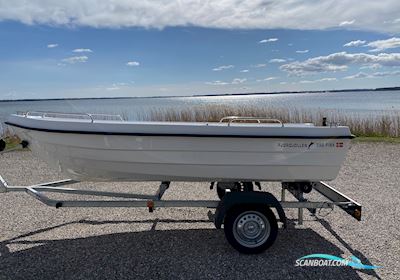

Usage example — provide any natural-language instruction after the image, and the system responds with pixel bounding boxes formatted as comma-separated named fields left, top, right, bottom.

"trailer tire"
left=224, top=204, right=278, bottom=254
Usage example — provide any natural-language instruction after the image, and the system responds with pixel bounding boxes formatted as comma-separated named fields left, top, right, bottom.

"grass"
left=353, top=136, right=400, bottom=143
left=3, top=136, right=21, bottom=149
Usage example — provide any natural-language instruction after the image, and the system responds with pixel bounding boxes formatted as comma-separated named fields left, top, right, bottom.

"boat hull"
left=11, top=126, right=350, bottom=182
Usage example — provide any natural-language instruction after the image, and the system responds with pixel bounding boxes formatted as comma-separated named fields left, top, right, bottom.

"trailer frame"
left=0, top=175, right=362, bottom=253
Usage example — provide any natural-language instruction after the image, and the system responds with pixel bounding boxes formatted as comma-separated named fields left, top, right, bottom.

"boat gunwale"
left=5, top=121, right=356, bottom=139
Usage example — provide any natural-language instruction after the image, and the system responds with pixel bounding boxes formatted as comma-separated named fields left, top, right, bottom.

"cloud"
left=343, top=72, right=371, bottom=79
left=206, top=78, right=246, bottom=85
left=205, top=80, right=229, bottom=86
left=359, top=64, right=381, bottom=70
left=73, top=48, right=93, bottom=53
left=256, top=77, right=278, bottom=82
left=106, top=86, right=121, bottom=91
left=342, top=37, right=400, bottom=52
left=259, top=38, right=278, bottom=43
left=62, top=55, right=88, bottom=64
left=296, top=50, right=309, bottom=53
left=231, top=78, right=247, bottom=84
left=240, top=69, right=249, bottom=73
left=370, top=70, right=400, bottom=77
left=299, top=77, right=337, bottom=83
left=366, top=37, right=400, bottom=52
left=126, top=61, right=140, bottom=66
left=319, top=77, right=337, bottom=81
left=280, top=82, right=287, bottom=85
left=106, top=82, right=129, bottom=90
left=280, top=52, right=400, bottom=75
left=252, top=63, right=267, bottom=68
left=212, top=65, right=234, bottom=71
left=269, top=58, right=286, bottom=63
left=344, top=70, right=400, bottom=79
left=47, top=43, right=58, bottom=48
left=1, top=1, right=400, bottom=33
left=339, top=20, right=355, bottom=26
left=343, top=40, right=366, bottom=47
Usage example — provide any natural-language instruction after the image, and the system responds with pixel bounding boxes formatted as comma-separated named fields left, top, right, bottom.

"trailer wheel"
left=224, top=204, right=278, bottom=254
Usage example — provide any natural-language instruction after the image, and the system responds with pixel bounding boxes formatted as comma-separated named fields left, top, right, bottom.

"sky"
left=0, top=0, right=400, bottom=100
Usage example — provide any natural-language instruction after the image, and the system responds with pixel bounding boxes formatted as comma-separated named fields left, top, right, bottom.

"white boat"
left=5, top=112, right=354, bottom=182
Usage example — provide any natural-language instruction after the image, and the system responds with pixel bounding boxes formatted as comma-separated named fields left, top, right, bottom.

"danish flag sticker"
left=336, top=142, right=344, bottom=148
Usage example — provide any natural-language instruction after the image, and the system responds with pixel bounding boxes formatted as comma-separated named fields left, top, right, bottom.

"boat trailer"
left=0, top=176, right=361, bottom=254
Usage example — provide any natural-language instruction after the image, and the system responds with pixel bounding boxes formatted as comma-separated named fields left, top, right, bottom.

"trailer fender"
left=214, top=191, right=287, bottom=229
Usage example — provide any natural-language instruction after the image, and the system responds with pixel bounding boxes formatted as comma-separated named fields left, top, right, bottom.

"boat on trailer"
left=5, top=112, right=354, bottom=182
left=1, top=111, right=361, bottom=254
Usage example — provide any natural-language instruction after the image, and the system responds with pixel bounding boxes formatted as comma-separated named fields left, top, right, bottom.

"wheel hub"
left=233, top=211, right=271, bottom=248
left=243, top=221, right=259, bottom=236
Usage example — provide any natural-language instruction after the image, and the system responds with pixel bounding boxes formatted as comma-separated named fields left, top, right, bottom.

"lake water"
left=1, top=90, right=399, bottom=124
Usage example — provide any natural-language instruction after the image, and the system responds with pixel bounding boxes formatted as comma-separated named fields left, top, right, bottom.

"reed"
left=144, top=105, right=400, bottom=138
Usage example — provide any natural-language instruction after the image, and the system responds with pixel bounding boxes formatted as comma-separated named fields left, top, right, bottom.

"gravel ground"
left=0, top=142, right=399, bottom=280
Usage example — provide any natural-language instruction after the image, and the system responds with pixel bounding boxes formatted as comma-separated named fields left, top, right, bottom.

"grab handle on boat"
left=25, top=111, right=95, bottom=123
left=219, top=116, right=284, bottom=127
left=23, top=111, right=123, bottom=123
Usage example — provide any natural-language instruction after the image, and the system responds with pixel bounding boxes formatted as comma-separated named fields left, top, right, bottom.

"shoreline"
left=1, top=86, right=399, bottom=103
